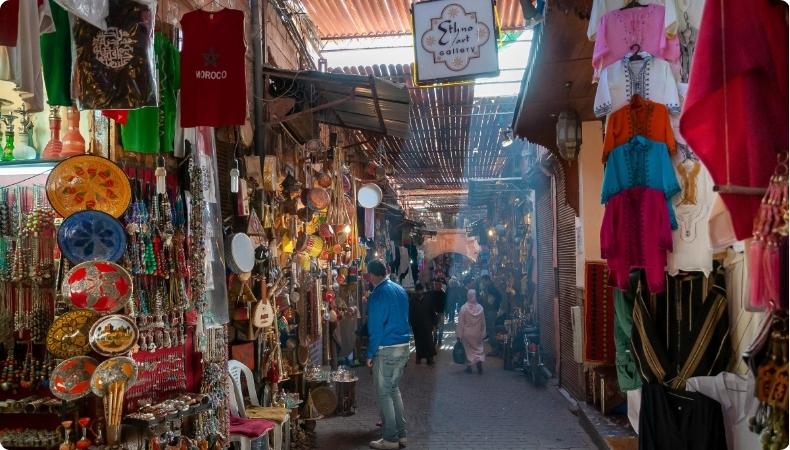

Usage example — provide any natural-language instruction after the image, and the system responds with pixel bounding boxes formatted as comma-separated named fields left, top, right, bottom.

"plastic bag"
left=453, top=339, right=466, bottom=364
left=71, top=0, right=158, bottom=109
left=54, top=0, right=109, bottom=29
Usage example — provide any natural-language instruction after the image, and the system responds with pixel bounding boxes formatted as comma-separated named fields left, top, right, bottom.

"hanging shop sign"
left=412, top=0, right=500, bottom=85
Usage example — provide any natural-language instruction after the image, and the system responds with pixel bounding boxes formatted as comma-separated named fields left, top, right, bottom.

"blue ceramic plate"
left=58, top=210, right=126, bottom=263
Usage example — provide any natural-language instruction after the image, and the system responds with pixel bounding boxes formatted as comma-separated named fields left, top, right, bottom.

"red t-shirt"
left=179, top=8, right=246, bottom=127
left=0, top=0, right=19, bottom=46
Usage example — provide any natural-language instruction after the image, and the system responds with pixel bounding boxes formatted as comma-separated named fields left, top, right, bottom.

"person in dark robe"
left=409, top=283, right=437, bottom=365
left=427, top=283, right=447, bottom=347
left=478, top=275, right=503, bottom=356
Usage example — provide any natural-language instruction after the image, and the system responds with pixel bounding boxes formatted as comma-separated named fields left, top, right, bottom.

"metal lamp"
left=556, top=82, right=582, bottom=161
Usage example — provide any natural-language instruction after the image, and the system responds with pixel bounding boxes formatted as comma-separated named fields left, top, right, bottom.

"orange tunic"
left=602, top=96, right=676, bottom=163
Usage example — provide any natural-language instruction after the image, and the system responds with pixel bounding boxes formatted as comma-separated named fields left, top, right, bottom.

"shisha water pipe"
left=41, top=105, right=63, bottom=160
left=1, top=110, right=16, bottom=161
left=13, top=105, right=37, bottom=160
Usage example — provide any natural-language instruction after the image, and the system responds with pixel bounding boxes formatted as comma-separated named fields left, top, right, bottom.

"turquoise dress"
left=601, top=135, right=680, bottom=229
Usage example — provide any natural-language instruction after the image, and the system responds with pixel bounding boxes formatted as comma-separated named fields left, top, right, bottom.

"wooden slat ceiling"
left=301, top=0, right=525, bottom=39
left=332, top=63, right=517, bottom=227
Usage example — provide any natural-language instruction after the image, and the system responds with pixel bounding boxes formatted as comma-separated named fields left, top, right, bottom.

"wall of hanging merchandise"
left=0, top=141, right=232, bottom=450
left=587, top=1, right=788, bottom=449
left=0, top=0, right=394, bottom=449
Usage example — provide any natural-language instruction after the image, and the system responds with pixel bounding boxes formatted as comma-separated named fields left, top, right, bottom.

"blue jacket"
left=366, top=279, right=411, bottom=359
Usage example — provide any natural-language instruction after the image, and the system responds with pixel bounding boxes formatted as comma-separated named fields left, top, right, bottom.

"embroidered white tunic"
left=594, top=53, right=681, bottom=117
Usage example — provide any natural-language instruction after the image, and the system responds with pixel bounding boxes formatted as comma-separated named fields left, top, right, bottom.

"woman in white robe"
left=456, top=289, right=486, bottom=374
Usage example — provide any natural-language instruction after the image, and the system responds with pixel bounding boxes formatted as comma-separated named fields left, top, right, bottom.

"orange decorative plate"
left=46, top=309, right=100, bottom=359
left=50, top=356, right=98, bottom=401
left=46, top=155, right=131, bottom=218
left=90, top=356, right=138, bottom=397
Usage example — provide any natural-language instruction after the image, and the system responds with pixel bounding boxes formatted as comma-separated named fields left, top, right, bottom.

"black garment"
left=631, top=266, right=732, bottom=389
left=481, top=284, right=502, bottom=344
left=72, top=0, right=156, bottom=109
left=408, top=244, right=419, bottom=284
left=409, top=292, right=437, bottom=360
left=427, top=289, right=446, bottom=347
left=639, top=384, right=727, bottom=450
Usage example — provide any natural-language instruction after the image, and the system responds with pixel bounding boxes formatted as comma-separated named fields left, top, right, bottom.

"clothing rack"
left=712, top=184, right=767, bottom=195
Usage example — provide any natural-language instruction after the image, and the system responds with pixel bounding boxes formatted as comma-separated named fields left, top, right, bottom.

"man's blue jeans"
left=373, top=344, right=409, bottom=442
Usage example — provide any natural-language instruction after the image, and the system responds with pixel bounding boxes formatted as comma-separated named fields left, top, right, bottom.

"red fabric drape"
left=680, top=0, right=789, bottom=240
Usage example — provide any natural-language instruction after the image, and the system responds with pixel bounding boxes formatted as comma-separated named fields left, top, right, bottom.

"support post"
left=251, top=0, right=266, bottom=156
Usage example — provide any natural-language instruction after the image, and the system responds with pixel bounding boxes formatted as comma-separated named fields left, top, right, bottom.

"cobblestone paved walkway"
left=314, top=335, right=595, bottom=450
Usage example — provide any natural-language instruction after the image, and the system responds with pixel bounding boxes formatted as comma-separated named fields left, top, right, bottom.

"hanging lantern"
left=556, top=106, right=582, bottom=161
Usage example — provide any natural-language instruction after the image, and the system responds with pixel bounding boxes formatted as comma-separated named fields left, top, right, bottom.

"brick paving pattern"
left=314, top=337, right=595, bottom=450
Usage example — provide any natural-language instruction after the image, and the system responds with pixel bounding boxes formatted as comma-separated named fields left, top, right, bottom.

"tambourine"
left=358, top=183, right=382, bottom=208
left=296, top=234, right=324, bottom=258
left=306, top=187, right=330, bottom=210
left=225, top=233, right=255, bottom=274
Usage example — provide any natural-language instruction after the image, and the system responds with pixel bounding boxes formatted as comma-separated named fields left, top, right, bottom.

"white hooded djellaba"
left=456, top=289, right=486, bottom=364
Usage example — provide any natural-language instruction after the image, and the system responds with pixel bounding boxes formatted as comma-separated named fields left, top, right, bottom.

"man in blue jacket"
left=366, top=259, right=411, bottom=449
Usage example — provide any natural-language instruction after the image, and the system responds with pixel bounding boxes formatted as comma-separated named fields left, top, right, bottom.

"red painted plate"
left=50, top=356, right=99, bottom=401
left=61, top=261, right=133, bottom=314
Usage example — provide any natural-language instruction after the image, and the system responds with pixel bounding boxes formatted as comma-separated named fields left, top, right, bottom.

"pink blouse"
left=601, top=186, right=673, bottom=294
left=593, top=4, right=680, bottom=74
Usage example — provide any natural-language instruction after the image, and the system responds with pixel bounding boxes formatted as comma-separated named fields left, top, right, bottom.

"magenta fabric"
left=229, top=415, right=275, bottom=438
left=679, top=0, right=788, bottom=240
left=601, top=187, right=673, bottom=294
left=593, top=4, right=680, bottom=73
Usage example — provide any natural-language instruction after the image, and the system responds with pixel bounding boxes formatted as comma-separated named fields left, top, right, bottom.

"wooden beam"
left=264, top=87, right=357, bottom=126
left=368, top=75, right=388, bottom=135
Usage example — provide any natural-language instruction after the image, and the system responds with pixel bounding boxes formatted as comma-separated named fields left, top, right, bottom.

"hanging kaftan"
left=630, top=267, right=732, bottom=389
left=600, top=187, right=674, bottom=293
left=592, top=4, right=680, bottom=76
left=601, top=136, right=680, bottom=229
left=594, top=53, right=681, bottom=117
left=587, top=0, right=678, bottom=41
left=602, top=96, right=676, bottom=162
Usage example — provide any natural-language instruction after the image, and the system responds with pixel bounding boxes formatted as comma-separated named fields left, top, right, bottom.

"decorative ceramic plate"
left=50, top=356, right=98, bottom=401
left=89, top=314, right=138, bottom=356
left=46, top=155, right=131, bottom=218
left=46, top=310, right=100, bottom=359
left=61, top=261, right=133, bottom=314
left=58, top=210, right=127, bottom=263
left=90, top=356, right=138, bottom=397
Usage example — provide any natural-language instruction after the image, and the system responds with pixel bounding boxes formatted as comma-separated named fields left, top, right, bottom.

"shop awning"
left=262, top=66, right=411, bottom=141
left=511, top=3, right=598, bottom=152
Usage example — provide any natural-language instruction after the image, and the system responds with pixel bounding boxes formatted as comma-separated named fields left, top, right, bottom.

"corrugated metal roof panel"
left=262, top=66, right=411, bottom=138
left=302, top=0, right=526, bottom=39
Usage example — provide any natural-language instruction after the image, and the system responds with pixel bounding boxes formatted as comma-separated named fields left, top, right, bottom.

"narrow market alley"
left=316, top=335, right=594, bottom=450
left=0, top=1, right=785, bottom=450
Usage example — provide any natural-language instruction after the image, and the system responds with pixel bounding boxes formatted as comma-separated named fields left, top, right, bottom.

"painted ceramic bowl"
left=61, top=261, right=133, bottom=314
left=58, top=210, right=126, bottom=263
left=46, top=310, right=100, bottom=359
left=88, top=314, right=138, bottom=356
left=50, top=356, right=99, bottom=401
left=46, top=155, right=131, bottom=218
left=90, top=356, right=138, bottom=397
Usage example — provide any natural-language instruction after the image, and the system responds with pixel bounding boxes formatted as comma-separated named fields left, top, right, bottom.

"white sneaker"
left=399, top=437, right=407, bottom=447
left=369, top=439, right=399, bottom=450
